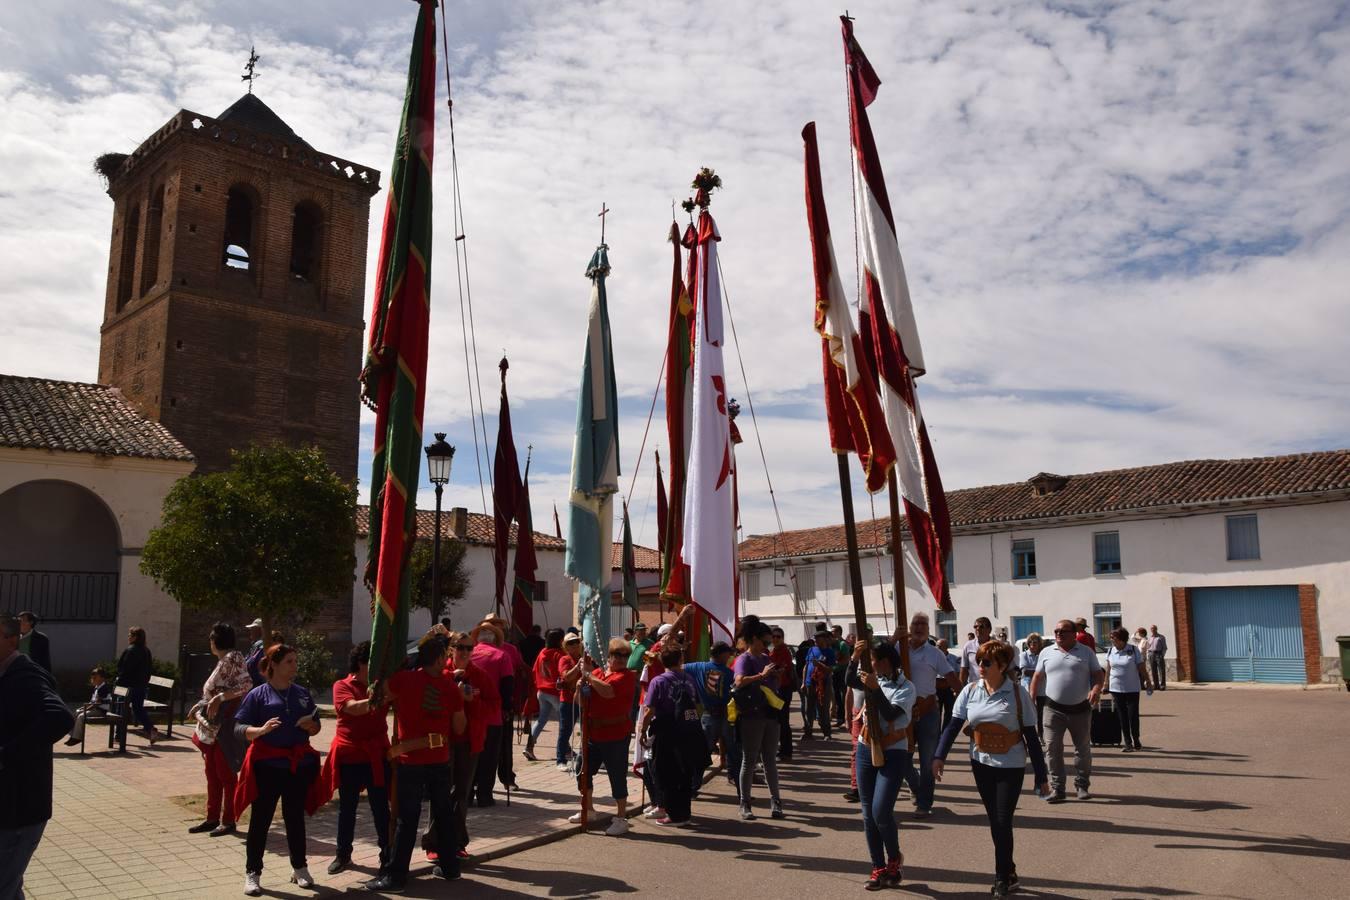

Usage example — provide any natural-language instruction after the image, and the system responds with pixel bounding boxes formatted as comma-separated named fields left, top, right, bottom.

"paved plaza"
left=22, top=686, right=1350, bottom=898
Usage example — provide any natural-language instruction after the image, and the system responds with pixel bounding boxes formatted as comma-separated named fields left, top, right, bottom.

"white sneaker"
left=290, top=867, right=314, bottom=888
left=605, top=817, right=630, bottom=836
left=643, top=805, right=666, bottom=819
left=243, top=872, right=262, bottom=896
left=567, top=809, right=596, bottom=824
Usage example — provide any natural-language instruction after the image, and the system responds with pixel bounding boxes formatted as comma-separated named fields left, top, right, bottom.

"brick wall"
left=96, top=108, right=377, bottom=657
left=1171, top=586, right=1194, bottom=682
left=1298, top=583, right=1322, bottom=683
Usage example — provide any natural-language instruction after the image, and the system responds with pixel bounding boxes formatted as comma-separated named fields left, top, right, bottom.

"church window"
left=116, top=204, right=140, bottom=310
left=141, top=184, right=165, bottom=295
left=223, top=186, right=257, bottom=270
left=289, top=201, right=323, bottom=282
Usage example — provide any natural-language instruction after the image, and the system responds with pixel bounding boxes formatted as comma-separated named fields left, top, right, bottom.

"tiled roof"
left=0, top=375, right=194, bottom=463
left=355, top=505, right=566, bottom=551
left=739, top=449, right=1350, bottom=562
left=612, top=542, right=662, bottom=571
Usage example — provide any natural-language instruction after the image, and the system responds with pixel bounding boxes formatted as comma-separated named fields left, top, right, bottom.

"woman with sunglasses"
left=847, top=639, right=916, bottom=891
left=934, top=640, right=1048, bottom=898
left=570, top=637, right=638, bottom=835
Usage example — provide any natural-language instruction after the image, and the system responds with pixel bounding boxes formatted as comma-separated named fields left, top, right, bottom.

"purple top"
left=733, top=651, right=771, bottom=679
left=235, top=682, right=318, bottom=767
left=645, top=670, right=699, bottom=720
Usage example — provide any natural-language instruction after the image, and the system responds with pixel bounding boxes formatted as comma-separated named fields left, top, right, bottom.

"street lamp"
left=425, top=433, right=455, bottom=624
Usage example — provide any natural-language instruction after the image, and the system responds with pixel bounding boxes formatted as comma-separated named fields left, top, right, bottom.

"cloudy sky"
left=2, top=0, right=1348, bottom=547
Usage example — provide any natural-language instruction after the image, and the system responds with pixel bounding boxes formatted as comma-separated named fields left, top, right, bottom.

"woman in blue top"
left=934, top=640, right=1048, bottom=898
left=846, top=639, right=915, bottom=891
left=1105, top=628, right=1151, bottom=752
left=1017, top=633, right=1045, bottom=743
left=234, top=643, right=322, bottom=896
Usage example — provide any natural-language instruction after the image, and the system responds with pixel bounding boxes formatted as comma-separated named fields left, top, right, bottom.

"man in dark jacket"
left=0, top=615, right=75, bottom=897
left=17, top=612, right=52, bottom=674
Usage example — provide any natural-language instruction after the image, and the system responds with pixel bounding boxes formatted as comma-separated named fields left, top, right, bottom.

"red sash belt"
left=233, top=739, right=329, bottom=817
left=319, top=732, right=389, bottom=801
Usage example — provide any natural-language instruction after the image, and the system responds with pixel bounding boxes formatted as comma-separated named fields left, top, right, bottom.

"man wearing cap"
left=626, top=624, right=651, bottom=672
left=243, top=619, right=266, bottom=687
left=898, top=613, right=958, bottom=817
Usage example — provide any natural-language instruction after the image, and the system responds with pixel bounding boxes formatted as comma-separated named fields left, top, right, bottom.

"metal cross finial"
left=242, top=46, right=260, bottom=93
left=598, top=202, right=610, bottom=244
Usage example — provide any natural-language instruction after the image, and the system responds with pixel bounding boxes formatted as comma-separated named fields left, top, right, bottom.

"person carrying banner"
left=571, top=638, right=639, bottom=834
left=322, top=641, right=391, bottom=876
left=233, top=643, right=326, bottom=896
left=847, top=639, right=916, bottom=890
left=363, top=632, right=465, bottom=893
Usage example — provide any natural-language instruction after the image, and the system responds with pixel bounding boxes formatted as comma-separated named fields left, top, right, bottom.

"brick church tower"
left=95, top=93, right=381, bottom=645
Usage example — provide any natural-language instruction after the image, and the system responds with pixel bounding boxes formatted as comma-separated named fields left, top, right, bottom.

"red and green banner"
left=360, top=0, right=436, bottom=684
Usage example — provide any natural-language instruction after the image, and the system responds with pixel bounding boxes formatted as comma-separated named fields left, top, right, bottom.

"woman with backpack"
left=641, top=645, right=709, bottom=827
left=731, top=619, right=785, bottom=821
left=933, top=640, right=1048, bottom=898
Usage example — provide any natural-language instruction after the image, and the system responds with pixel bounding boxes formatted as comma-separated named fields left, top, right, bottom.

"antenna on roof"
left=241, top=46, right=260, bottom=94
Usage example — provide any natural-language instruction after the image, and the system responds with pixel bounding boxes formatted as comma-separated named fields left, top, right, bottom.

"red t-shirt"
left=558, top=652, right=584, bottom=703
left=331, top=675, right=389, bottom=751
left=586, top=668, right=637, bottom=742
left=769, top=646, right=794, bottom=691
left=1076, top=631, right=1098, bottom=652
left=444, top=660, right=494, bottom=755
left=388, top=667, right=462, bottom=765
left=534, top=648, right=564, bottom=695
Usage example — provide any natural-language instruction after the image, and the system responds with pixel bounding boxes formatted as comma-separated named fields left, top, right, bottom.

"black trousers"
left=388, top=763, right=457, bottom=884
left=1112, top=691, right=1142, bottom=746
left=245, top=762, right=316, bottom=874
left=776, top=695, right=793, bottom=758
left=422, top=745, right=473, bottom=853
left=971, top=761, right=1024, bottom=880
left=1035, top=697, right=1047, bottom=743
left=473, top=725, right=502, bottom=804
left=937, top=686, right=955, bottom=731
left=497, top=712, right=516, bottom=787
left=336, top=761, right=390, bottom=861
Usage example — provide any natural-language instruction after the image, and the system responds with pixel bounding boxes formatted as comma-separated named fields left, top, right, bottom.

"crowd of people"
left=0, top=605, right=1173, bottom=898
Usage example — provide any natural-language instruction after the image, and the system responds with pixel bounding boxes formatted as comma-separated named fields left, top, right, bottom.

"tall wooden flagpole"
left=839, top=457, right=886, bottom=766
left=888, top=472, right=912, bottom=681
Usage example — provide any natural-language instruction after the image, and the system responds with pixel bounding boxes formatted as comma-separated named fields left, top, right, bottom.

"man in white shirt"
left=1147, top=625, right=1168, bottom=690
left=1030, top=619, right=1105, bottom=802
left=959, top=618, right=993, bottom=686
left=895, top=613, right=958, bottom=816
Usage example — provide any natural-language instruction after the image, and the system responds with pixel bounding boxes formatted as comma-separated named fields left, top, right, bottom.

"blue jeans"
left=856, top=743, right=913, bottom=869
left=531, top=692, right=561, bottom=743
left=0, top=821, right=46, bottom=899
left=555, top=700, right=576, bottom=764
left=700, top=712, right=729, bottom=756
left=902, top=708, right=940, bottom=811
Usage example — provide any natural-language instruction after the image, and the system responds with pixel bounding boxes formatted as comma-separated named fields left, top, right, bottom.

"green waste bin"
left=1338, top=636, right=1350, bottom=688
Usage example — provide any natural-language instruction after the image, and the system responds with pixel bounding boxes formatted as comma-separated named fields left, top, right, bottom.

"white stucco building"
left=352, top=506, right=573, bottom=641
left=0, top=375, right=196, bottom=677
left=738, top=450, right=1350, bottom=685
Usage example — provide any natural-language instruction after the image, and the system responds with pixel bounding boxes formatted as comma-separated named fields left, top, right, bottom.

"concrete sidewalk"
left=25, top=714, right=643, bottom=899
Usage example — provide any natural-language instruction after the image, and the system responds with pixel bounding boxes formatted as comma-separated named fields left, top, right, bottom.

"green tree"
left=140, top=444, right=357, bottom=634
left=407, top=537, right=469, bottom=623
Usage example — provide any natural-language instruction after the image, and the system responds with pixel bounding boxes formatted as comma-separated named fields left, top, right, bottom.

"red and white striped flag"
left=802, top=121, right=895, bottom=495
left=842, top=15, right=953, bottom=610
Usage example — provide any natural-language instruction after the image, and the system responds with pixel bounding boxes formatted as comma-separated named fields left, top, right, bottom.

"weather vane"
left=241, top=46, right=260, bottom=94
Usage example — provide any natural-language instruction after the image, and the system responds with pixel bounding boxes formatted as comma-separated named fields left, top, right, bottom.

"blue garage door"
left=1191, top=586, right=1305, bottom=684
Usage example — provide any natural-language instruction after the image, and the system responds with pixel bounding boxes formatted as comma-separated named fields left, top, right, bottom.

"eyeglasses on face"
left=1053, top=629, right=1073, bottom=635
left=608, top=650, right=628, bottom=658
left=977, top=659, right=996, bottom=668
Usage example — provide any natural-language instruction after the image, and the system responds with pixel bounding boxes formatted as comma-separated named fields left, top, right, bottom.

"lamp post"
left=425, top=433, right=455, bottom=624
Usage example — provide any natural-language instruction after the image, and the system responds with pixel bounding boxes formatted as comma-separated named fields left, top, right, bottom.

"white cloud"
left=2, top=0, right=1348, bottom=546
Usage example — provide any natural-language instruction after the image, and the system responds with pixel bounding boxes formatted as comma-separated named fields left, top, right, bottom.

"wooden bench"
left=105, top=686, right=131, bottom=753
left=144, top=674, right=177, bottom=738
left=76, top=696, right=121, bottom=755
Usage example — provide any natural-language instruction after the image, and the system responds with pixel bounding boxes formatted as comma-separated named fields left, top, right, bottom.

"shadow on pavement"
left=469, top=862, right=638, bottom=898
